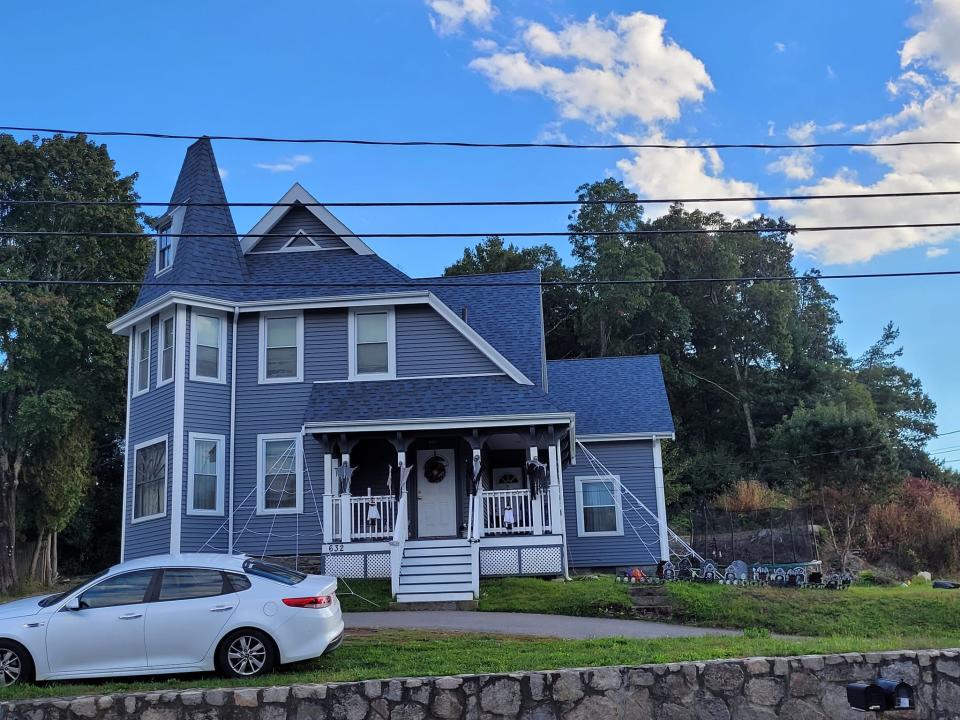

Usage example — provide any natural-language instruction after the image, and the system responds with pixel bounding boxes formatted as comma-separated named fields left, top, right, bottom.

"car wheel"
left=217, top=629, right=276, bottom=679
left=0, top=641, right=32, bottom=687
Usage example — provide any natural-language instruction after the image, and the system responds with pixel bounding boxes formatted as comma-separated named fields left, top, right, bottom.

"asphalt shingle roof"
left=547, top=356, right=675, bottom=436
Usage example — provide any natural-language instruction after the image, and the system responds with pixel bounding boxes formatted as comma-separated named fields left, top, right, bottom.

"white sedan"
left=0, top=553, right=343, bottom=687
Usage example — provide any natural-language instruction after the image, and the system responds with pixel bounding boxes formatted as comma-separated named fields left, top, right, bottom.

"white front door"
left=416, top=448, right=458, bottom=537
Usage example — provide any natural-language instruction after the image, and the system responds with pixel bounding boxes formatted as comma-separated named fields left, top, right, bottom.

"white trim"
left=154, top=205, right=185, bottom=277
left=348, top=307, right=396, bottom=381
left=256, top=433, right=303, bottom=515
left=189, top=309, right=228, bottom=384
left=131, top=435, right=169, bottom=525
left=280, top=229, right=321, bottom=252
left=303, top=412, right=575, bottom=435
left=258, top=311, right=304, bottom=384
left=574, top=475, right=624, bottom=538
left=228, top=309, right=238, bottom=553
left=187, top=432, right=226, bottom=515
left=652, top=439, right=669, bottom=561
left=578, top=432, right=676, bottom=442
left=311, top=371, right=506, bottom=385
left=157, top=310, right=176, bottom=388
left=110, top=292, right=234, bottom=334
left=169, top=305, right=187, bottom=553
left=242, top=183, right=375, bottom=256
left=120, top=334, right=133, bottom=562
left=477, top=534, right=564, bottom=548
left=132, top=322, right=151, bottom=397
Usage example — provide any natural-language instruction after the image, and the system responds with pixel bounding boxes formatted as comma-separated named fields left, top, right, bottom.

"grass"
left=664, top=582, right=960, bottom=636
left=5, top=629, right=960, bottom=701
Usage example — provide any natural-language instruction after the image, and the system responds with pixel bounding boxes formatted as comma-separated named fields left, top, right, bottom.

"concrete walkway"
left=344, top=611, right=737, bottom=640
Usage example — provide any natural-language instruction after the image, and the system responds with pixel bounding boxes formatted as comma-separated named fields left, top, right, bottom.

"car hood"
left=0, top=595, right=45, bottom=619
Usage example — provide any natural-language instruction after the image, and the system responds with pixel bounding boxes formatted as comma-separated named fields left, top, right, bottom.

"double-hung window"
left=134, top=325, right=151, bottom=395
left=188, top=433, right=225, bottom=514
left=575, top=476, right=623, bottom=537
left=156, top=225, right=173, bottom=273
left=158, top=313, right=175, bottom=386
left=259, top=313, right=303, bottom=383
left=191, top=311, right=226, bottom=383
left=257, top=434, right=302, bottom=514
left=133, top=436, right=167, bottom=522
left=350, top=308, right=394, bottom=379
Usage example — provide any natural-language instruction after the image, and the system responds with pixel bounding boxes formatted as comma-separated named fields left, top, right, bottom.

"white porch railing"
left=482, top=488, right=535, bottom=535
left=331, top=494, right=396, bottom=540
left=540, top=490, right=551, bottom=533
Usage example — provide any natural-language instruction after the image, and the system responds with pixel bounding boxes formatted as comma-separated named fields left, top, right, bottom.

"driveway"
left=344, top=611, right=737, bottom=640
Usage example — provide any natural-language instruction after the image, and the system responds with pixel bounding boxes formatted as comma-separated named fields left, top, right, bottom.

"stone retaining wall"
left=2, top=649, right=958, bottom=720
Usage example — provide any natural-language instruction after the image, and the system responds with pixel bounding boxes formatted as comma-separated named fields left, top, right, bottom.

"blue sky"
left=4, top=1, right=960, bottom=463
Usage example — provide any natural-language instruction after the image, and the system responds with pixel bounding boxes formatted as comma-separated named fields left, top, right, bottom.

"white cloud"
left=218, top=168, right=229, bottom=180
left=771, top=1, right=960, bottom=264
left=535, top=121, right=570, bottom=144
left=767, top=152, right=815, bottom=180
left=927, top=246, right=950, bottom=258
left=255, top=154, right=312, bottom=173
left=426, top=0, right=496, bottom=36
left=617, top=133, right=759, bottom=218
left=470, top=12, right=713, bottom=128
left=774, top=41, right=786, bottom=53
left=826, top=65, right=836, bottom=79
left=472, top=37, right=498, bottom=52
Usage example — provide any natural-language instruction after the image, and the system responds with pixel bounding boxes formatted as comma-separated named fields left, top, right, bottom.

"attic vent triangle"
left=285, top=231, right=318, bottom=249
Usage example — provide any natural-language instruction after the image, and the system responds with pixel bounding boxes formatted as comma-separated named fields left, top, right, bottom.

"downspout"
left=119, top=333, right=133, bottom=562
left=228, top=307, right=239, bottom=554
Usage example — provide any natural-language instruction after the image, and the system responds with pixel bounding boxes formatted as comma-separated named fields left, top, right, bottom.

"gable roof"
left=134, top=138, right=245, bottom=309
left=241, top=184, right=375, bottom=256
left=547, top=356, right=674, bottom=437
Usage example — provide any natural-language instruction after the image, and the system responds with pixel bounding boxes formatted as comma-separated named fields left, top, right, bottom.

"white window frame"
left=281, top=229, right=321, bottom=252
left=256, top=433, right=303, bottom=515
left=187, top=432, right=225, bottom=515
left=258, top=311, right=304, bottom=384
left=189, top=309, right=228, bottom=384
left=157, top=311, right=176, bottom=387
left=131, top=435, right=168, bottom=524
left=347, top=307, right=396, bottom=381
left=575, top=475, right=624, bottom=537
left=133, top=323, right=151, bottom=397
left=156, top=224, right=174, bottom=275
left=154, top=205, right=184, bottom=276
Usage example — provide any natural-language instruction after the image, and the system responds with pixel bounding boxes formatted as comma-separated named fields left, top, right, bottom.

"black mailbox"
left=847, top=679, right=915, bottom=712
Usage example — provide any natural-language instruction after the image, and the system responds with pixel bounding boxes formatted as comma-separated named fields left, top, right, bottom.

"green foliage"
left=478, top=576, right=635, bottom=616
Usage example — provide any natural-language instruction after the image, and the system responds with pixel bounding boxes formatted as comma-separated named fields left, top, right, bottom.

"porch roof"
left=303, top=375, right=568, bottom=430
left=547, top=356, right=675, bottom=437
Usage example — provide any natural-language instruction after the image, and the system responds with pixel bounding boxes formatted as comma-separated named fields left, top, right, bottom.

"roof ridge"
left=547, top=354, right=661, bottom=363
left=417, top=268, right=542, bottom=281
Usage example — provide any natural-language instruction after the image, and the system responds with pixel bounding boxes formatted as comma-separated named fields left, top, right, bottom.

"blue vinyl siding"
left=124, top=313, right=173, bottom=560
left=232, top=313, right=324, bottom=556
left=180, top=310, right=234, bottom=553
left=563, top=440, right=662, bottom=568
left=396, top=306, right=499, bottom=377
left=249, top=206, right=350, bottom=252
left=306, top=309, right=348, bottom=381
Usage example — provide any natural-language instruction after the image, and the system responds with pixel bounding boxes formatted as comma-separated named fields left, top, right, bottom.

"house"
left=108, top=139, right=675, bottom=602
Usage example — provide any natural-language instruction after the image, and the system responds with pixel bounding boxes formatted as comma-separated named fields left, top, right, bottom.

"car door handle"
left=209, top=605, right=234, bottom=612
left=118, top=612, right=143, bottom=620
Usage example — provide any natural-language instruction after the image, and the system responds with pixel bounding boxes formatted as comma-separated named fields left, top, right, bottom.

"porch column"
left=547, top=443, right=563, bottom=536
left=472, top=447, right=484, bottom=539
left=529, top=446, right=545, bottom=535
left=339, top=453, right=352, bottom=543
left=322, top=453, right=334, bottom=544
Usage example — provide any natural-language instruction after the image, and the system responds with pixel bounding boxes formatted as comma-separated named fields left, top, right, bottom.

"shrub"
left=715, top=479, right=794, bottom=513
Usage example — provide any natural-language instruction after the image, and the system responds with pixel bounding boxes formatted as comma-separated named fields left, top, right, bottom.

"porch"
left=306, top=419, right=571, bottom=601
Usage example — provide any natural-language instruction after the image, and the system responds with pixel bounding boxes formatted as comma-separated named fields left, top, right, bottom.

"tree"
left=0, top=133, right=147, bottom=590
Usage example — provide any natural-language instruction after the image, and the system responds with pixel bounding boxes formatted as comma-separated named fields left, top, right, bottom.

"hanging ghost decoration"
left=337, top=463, right=356, bottom=495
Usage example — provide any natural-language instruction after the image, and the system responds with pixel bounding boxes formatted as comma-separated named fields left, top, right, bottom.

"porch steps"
left=395, top=539, right=476, bottom=603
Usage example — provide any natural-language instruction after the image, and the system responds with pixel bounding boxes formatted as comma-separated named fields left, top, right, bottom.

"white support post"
left=471, top=448, right=484, bottom=540
left=652, top=439, right=670, bottom=561
left=530, top=446, right=544, bottom=536
left=322, top=453, right=333, bottom=544
left=547, top=443, right=563, bottom=536
left=339, top=454, right=352, bottom=544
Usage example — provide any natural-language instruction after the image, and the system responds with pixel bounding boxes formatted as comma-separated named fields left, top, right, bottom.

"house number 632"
left=326, top=544, right=345, bottom=553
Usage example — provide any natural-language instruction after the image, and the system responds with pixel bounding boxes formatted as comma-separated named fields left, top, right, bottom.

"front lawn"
left=5, top=629, right=960, bottom=701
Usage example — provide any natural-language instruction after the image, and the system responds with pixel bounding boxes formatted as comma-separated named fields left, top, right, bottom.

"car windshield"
left=242, top=559, right=306, bottom=586
left=38, top=570, right=108, bottom=607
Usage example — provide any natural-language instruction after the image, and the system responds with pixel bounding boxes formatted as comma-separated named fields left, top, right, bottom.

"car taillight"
left=282, top=595, right=333, bottom=608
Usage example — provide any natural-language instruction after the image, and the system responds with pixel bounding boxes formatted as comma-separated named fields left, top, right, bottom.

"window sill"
left=189, top=374, right=226, bottom=385
left=256, top=507, right=302, bottom=516
left=577, top=530, right=624, bottom=538
left=131, top=511, right=167, bottom=525
left=257, top=376, right=304, bottom=385
left=186, top=508, right=224, bottom=517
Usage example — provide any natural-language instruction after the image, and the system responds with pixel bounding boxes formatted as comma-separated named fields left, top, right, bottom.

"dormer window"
left=157, top=224, right=173, bottom=273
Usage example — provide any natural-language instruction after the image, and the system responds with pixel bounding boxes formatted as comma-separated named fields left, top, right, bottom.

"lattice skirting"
left=321, top=552, right=391, bottom=578
left=480, top=545, right=564, bottom=577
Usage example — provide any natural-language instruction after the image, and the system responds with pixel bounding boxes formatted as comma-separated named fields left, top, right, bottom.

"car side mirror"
left=62, top=596, right=82, bottom=612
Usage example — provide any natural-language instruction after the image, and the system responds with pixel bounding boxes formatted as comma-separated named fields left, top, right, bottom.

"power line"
left=4, top=125, right=960, bottom=151
left=3, top=269, right=960, bottom=288
left=6, top=220, right=960, bottom=239
left=8, top=188, right=960, bottom=208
